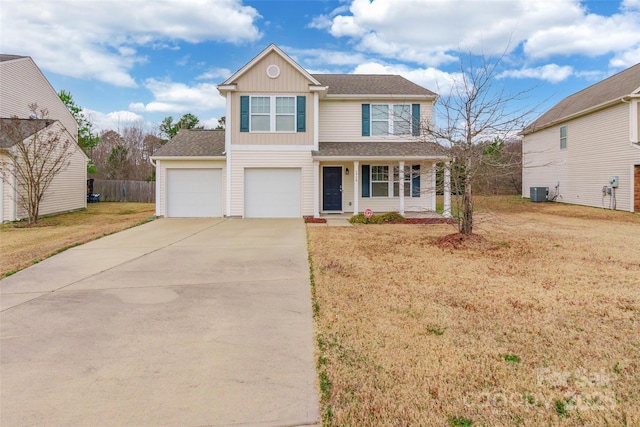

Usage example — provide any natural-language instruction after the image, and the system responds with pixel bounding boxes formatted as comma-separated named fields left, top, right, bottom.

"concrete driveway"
left=1, top=218, right=319, bottom=426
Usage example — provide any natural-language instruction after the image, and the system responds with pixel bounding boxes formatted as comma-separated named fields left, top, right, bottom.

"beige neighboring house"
left=522, top=63, right=640, bottom=212
left=152, top=44, right=451, bottom=218
left=0, top=54, right=87, bottom=222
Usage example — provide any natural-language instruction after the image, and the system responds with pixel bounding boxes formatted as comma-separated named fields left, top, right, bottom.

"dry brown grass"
left=308, top=198, right=640, bottom=426
left=0, top=203, right=155, bottom=277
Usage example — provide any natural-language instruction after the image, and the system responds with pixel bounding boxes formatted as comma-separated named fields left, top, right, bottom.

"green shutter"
left=362, top=165, right=370, bottom=197
left=362, top=104, right=370, bottom=136
left=297, top=96, right=306, bottom=132
left=240, top=96, right=249, bottom=132
left=412, top=104, right=420, bottom=136
left=412, top=164, right=420, bottom=197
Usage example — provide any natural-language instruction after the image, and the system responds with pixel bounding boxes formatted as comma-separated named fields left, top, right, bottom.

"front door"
left=323, top=167, right=342, bottom=211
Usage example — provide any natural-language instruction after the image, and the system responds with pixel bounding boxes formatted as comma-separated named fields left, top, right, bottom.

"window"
left=560, top=125, right=567, bottom=149
left=249, top=96, right=296, bottom=132
left=250, top=97, right=270, bottom=132
left=371, top=104, right=412, bottom=136
left=371, top=166, right=389, bottom=197
left=393, top=165, right=412, bottom=197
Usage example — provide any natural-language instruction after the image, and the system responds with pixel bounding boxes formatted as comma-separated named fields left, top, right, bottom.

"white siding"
left=523, top=102, right=640, bottom=211
left=0, top=57, right=78, bottom=140
left=318, top=99, right=434, bottom=142
left=156, top=160, right=226, bottom=217
left=319, top=161, right=436, bottom=213
left=230, top=151, right=314, bottom=217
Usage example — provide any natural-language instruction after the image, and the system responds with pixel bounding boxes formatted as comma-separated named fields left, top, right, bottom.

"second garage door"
left=167, top=168, right=223, bottom=217
left=244, top=168, right=301, bottom=218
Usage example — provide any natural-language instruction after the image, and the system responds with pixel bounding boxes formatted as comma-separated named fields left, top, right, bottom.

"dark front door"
left=323, top=167, right=342, bottom=211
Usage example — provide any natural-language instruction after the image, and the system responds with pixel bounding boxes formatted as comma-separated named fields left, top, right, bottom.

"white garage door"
left=244, top=168, right=301, bottom=218
left=167, top=168, right=222, bottom=217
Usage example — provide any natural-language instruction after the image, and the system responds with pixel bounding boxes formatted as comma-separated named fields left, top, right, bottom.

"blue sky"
left=2, top=0, right=639, bottom=133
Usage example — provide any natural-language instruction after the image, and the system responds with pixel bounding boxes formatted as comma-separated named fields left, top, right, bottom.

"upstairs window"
left=560, top=125, right=567, bottom=149
left=371, top=104, right=412, bottom=136
left=362, top=103, right=420, bottom=137
left=242, top=95, right=303, bottom=133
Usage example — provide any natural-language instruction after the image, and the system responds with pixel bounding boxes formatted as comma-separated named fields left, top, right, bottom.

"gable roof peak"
left=219, top=44, right=321, bottom=89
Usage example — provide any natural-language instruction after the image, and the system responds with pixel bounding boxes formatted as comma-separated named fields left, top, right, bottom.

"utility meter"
left=609, top=176, right=619, bottom=188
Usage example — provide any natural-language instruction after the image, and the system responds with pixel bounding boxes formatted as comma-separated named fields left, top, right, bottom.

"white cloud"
left=201, top=116, right=223, bottom=129
left=196, top=68, right=232, bottom=81
left=315, top=0, right=640, bottom=66
left=129, top=79, right=226, bottom=114
left=610, top=46, right=640, bottom=68
left=84, top=109, right=146, bottom=131
left=351, top=62, right=462, bottom=95
left=497, top=64, right=574, bottom=83
left=524, top=12, right=640, bottom=59
left=0, top=0, right=261, bottom=87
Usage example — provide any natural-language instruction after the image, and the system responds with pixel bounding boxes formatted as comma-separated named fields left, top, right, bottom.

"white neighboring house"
left=522, top=63, right=640, bottom=212
left=0, top=54, right=87, bottom=222
left=151, top=44, right=450, bottom=219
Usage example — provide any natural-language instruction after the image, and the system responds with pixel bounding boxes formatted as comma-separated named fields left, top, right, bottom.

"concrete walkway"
left=1, top=218, right=319, bottom=426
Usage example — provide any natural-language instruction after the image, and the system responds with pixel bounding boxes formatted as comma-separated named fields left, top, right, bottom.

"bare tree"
left=423, top=54, right=535, bottom=234
left=0, top=104, right=76, bottom=225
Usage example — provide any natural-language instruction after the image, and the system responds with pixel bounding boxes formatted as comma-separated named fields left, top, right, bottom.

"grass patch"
left=448, top=415, right=473, bottom=427
left=308, top=197, right=640, bottom=425
left=349, top=211, right=405, bottom=224
left=501, top=354, right=521, bottom=364
left=0, top=203, right=155, bottom=277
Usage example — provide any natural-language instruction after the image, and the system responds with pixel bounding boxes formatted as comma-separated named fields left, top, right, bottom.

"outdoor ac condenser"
left=530, top=187, right=549, bottom=202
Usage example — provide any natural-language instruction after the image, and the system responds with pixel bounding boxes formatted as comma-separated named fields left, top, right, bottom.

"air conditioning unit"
left=530, top=187, right=549, bottom=202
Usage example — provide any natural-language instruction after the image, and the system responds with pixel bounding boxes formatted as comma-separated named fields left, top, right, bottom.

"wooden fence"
left=92, top=180, right=155, bottom=203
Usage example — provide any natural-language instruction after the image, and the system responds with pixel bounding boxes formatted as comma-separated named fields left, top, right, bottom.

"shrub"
left=349, top=212, right=405, bottom=224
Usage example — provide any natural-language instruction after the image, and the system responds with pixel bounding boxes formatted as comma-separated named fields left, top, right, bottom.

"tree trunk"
left=460, top=156, right=473, bottom=234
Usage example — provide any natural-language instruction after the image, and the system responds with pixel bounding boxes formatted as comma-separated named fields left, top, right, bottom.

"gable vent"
left=266, top=64, right=280, bottom=79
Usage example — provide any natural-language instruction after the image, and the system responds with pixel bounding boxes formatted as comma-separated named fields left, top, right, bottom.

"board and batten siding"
left=523, top=102, right=640, bottom=211
left=229, top=150, right=314, bottom=217
left=156, top=160, right=226, bottom=217
left=228, top=50, right=315, bottom=147
left=0, top=57, right=78, bottom=140
left=318, top=99, right=434, bottom=142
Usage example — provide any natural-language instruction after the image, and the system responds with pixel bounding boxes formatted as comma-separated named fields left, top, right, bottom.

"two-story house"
left=522, top=62, right=640, bottom=212
left=152, top=44, right=450, bottom=218
left=0, top=54, right=87, bottom=222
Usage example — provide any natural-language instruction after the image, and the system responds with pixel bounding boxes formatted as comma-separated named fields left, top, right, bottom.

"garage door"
left=167, top=168, right=222, bottom=217
left=244, top=168, right=301, bottom=218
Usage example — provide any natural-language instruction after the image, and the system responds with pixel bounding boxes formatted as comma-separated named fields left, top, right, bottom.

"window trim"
left=560, top=125, right=567, bottom=150
left=370, top=103, right=413, bottom=136
left=369, top=164, right=417, bottom=198
left=370, top=165, right=390, bottom=198
left=249, top=95, right=297, bottom=133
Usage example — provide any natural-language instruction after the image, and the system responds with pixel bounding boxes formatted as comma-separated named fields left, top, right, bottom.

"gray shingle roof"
left=312, top=74, right=437, bottom=96
left=313, top=141, right=446, bottom=158
left=524, top=63, right=640, bottom=133
left=0, top=118, right=55, bottom=148
left=0, top=54, right=27, bottom=62
left=153, top=129, right=225, bottom=157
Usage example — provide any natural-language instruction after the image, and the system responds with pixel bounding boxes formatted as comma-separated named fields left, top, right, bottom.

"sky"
left=1, top=0, right=639, bottom=134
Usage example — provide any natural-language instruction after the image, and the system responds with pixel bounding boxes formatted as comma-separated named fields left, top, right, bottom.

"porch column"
left=313, top=160, right=320, bottom=218
left=399, top=160, right=405, bottom=215
left=353, top=160, right=359, bottom=215
left=444, top=162, right=452, bottom=218
left=431, top=163, right=437, bottom=212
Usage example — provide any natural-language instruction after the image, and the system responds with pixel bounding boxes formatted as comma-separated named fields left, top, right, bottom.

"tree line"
left=59, top=91, right=223, bottom=181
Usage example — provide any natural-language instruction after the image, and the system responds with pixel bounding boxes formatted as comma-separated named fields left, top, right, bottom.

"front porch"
left=312, top=158, right=451, bottom=219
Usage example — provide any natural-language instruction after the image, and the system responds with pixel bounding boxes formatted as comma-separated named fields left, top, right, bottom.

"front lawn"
left=0, top=203, right=155, bottom=277
left=308, top=197, right=640, bottom=425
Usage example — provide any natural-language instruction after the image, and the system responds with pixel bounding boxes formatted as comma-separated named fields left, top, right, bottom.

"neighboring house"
left=152, top=44, right=450, bottom=218
left=0, top=54, right=87, bottom=222
left=522, top=63, right=640, bottom=212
